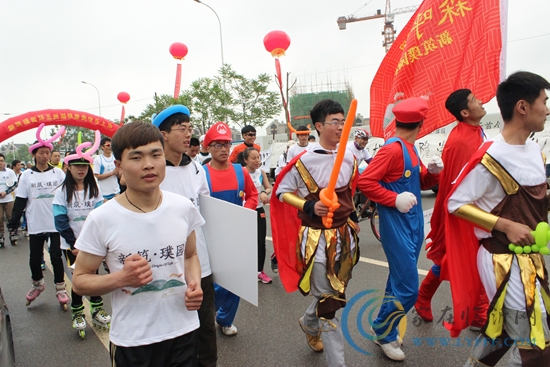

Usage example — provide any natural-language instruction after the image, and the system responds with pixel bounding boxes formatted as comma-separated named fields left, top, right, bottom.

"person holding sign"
left=203, top=122, right=258, bottom=337
left=273, top=99, right=360, bottom=367
left=358, top=97, right=441, bottom=362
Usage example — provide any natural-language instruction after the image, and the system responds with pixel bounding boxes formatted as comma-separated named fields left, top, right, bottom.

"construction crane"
left=337, top=1, right=418, bottom=53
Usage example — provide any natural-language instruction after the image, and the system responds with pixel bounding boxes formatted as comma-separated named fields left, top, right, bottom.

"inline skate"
left=90, top=300, right=111, bottom=330
left=71, top=305, right=86, bottom=339
left=26, top=278, right=45, bottom=306
left=9, top=229, right=17, bottom=246
left=55, top=282, right=70, bottom=311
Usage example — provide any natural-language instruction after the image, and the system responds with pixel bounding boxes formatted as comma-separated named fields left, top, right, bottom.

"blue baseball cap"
left=151, top=105, right=190, bottom=127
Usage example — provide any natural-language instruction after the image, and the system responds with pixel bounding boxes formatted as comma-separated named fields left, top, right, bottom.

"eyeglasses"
left=103, top=144, right=111, bottom=148
left=322, top=120, right=346, bottom=127
left=244, top=133, right=256, bottom=137
left=210, top=142, right=231, bottom=149
left=171, top=126, right=193, bottom=133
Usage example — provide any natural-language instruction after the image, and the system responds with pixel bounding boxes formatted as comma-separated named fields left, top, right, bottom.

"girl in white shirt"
left=243, top=147, right=273, bottom=284
left=53, top=136, right=110, bottom=338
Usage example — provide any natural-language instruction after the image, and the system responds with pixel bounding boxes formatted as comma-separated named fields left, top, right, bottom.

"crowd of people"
left=0, top=70, right=549, bottom=367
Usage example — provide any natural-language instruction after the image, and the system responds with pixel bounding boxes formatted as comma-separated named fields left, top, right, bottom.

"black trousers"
left=63, top=249, right=102, bottom=308
left=256, top=207, right=267, bottom=272
left=29, top=233, right=64, bottom=283
left=197, top=274, right=217, bottom=367
left=110, top=330, right=197, bottom=367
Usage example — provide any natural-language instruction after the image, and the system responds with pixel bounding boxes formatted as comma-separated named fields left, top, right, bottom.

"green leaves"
left=138, top=64, right=281, bottom=134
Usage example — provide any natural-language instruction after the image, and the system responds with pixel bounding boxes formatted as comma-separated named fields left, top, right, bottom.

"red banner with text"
left=370, top=0, right=503, bottom=139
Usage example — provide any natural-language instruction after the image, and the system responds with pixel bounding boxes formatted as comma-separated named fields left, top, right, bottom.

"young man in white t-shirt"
left=286, top=125, right=311, bottom=161
left=153, top=105, right=218, bottom=367
left=9, top=134, right=68, bottom=308
left=93, top=137, right=120, bottom=200
left=73, top=121, right=204, bottom=367
left=0, top=154, right=17, bottom=247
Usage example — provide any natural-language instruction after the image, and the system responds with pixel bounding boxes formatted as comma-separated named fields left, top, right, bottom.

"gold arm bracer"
left=280, top=193, right=307, bottom=211
left=454, top=204, right=499, bottom=232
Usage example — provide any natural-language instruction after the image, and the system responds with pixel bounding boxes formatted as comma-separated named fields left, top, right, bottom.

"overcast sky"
left=1, top=0, right=549, bottom=144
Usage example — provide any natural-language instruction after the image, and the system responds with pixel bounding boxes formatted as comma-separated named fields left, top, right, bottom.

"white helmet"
left=354, top=129, right=370, bottom=139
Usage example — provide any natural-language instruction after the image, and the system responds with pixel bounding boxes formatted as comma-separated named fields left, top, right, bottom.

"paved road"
left=0, top=191, right=517, bottom=366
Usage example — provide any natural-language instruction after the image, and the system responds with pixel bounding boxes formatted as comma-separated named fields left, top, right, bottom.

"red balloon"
left=263, top=30, right=291, bottom=57
left=117, top=91, right=130, bottom=104
left=169, top=42, right=188, bottom=60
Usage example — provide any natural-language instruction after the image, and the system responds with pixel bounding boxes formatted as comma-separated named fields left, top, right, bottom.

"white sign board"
left=200, top=194, right=258, bottom=306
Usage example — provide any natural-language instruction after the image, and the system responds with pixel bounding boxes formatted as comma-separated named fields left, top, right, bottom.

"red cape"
left=440, top=141, right=493, bottom=337
left=426, top=123, right=485, bottom=264
left=269, top=152, right=307, bottom=293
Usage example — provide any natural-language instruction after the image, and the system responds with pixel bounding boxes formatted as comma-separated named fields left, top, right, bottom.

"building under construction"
left=288, top=79, right=365, bottom=129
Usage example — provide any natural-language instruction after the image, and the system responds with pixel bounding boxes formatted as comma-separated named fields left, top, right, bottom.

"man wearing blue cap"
left=358, top=97, right=443, bottom=361
left=153, top=105, right=218, bottom=367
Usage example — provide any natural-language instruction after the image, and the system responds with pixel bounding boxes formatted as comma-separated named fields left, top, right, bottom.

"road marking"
left=265, top=236, right=429, bottom=276
left=44, top=251, right=110, bottom=351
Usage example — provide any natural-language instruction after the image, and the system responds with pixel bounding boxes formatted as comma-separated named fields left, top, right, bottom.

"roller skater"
left=8, top=123, right=67, bottom=309
left=52, top=134, right=109, bottom=336
left=55, top=282, right=69, bottom=311
left=90, top=301, right=111, bottom=330
left=25, top=278, right=45, bottom=306
left=0, top=153, right=18, bottom=248
left=72, top=122, right=204, bottom=366
left=71, top=305, right=86, bottom=339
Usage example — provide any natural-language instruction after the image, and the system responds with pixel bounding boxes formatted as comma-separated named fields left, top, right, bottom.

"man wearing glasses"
left=153, top=105, right=218, bottom=367
left=203, top=122, right=258, bottom=337
left=272, top=99, right=360, bottom=367
left=93, top=137, right=120, bottom=200
left=229, top=125, right=261, bottom=165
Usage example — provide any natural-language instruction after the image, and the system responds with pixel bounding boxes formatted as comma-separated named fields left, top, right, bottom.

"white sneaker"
left=221, top=324, right=238, bottom=336
left=376, top=341, right=405, bottom=361
left=370, top=327, right=405, bottom=361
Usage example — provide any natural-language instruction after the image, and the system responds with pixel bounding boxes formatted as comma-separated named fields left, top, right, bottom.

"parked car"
left=0, top=286, right=15, bottom=366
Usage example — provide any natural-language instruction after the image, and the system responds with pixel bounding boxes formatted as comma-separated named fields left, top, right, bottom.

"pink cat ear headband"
left=64, top=130, right=101, bottom=165
left=28, top=123, right=66, bottom=154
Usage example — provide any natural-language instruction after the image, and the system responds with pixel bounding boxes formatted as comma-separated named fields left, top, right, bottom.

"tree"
left=182, top=77, right=232, bottom=134
left=138, top=93, right=191, bottom=123
left=218, top=64, right=281, bottom=129
left=137, top=64, right=282, bottom=134
left=15, top=144, right=32, bottom=164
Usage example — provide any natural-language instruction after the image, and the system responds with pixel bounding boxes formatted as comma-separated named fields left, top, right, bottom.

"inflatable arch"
left=0, top=109, right=120, bottom=143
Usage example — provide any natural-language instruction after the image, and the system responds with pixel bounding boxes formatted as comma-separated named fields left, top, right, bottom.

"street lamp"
left=193, top=0, right=225, bottom=68
left=81, top=81, right=102, bottom=116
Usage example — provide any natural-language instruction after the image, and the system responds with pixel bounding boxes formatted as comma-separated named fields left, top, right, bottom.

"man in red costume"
left=415, top=89, right=489, bottom=330
left=446, top=71, right=550, bottom=366
left=358, top=97, right=441, bottom=362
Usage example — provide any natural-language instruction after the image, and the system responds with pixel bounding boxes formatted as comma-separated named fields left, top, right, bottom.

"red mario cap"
left=204, top=122, right=232, bottom=147
left=392, top=97, right=429, bottom=123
